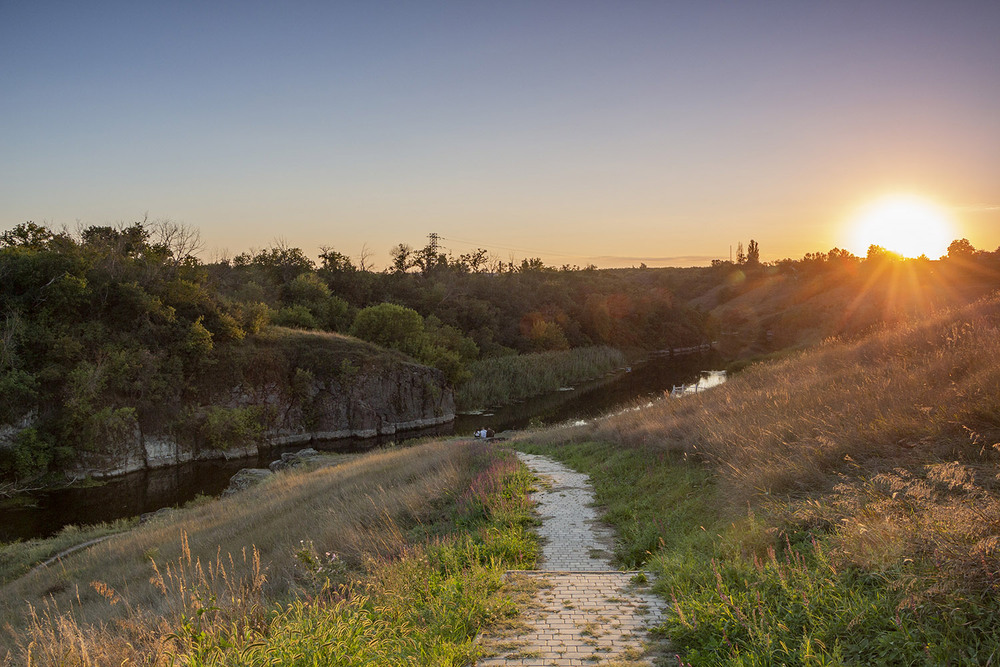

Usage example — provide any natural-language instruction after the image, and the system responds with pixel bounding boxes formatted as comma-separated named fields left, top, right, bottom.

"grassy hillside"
left=518, top=293, right=1000, bottom=664
left=0, top=439, right=536, bottom=665
left=700, top=253, right=1000, bottom=359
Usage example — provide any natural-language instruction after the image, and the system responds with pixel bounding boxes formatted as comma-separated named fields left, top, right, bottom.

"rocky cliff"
left=62, top=330, right=455, bottom=478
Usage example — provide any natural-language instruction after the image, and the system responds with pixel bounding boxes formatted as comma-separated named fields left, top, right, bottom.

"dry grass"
left=532, top=294, right=1000, bottom=595
left=0, top=439, right=475, bottom=664
left=586, top=295, right=1000, bottom=502
left=706, top=258, right=993, bottom=356
left=824, top=460, right=1000, bottom=590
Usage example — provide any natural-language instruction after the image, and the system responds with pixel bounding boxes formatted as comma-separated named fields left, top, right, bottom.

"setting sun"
left=847, top=194, right=957, bottom=259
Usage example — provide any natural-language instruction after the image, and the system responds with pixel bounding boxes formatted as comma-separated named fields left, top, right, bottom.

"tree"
left=233, top=241, right=315, bottom=283
left=349, top=303, right=426, bottom=357
left=389, top=244, right=413, bottom=273
left=319, top=247, right=357, bottom=274
left=284, top=272, right=331, bottom=306
left=828, top=247, right=857, bottom=262
left=151, top=219, right=203, bottom=266
left=358, top=243, right=374, bottom=272
left=0, top=221, right=59, bottom=249
left=414, top=242, right=446, bottom=276
left=747, top=239, right=760, bottom=266
left=457, top=248, right=490, bottom=273
left=866, top=244, right=901, bottom=263
left=736, top=242, right=746, bottom=265
left=519, top=257, right=547, bottom=272
left=947, top=238, right=976, bottom=260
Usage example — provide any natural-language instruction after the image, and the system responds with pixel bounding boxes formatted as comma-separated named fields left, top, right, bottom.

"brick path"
left=477, top=452, right=670, bottom=666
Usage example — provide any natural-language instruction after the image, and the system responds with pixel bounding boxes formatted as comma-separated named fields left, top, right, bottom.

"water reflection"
left=0, top=423, right=453, bottom=543
left=455, top=351, right=719, bottom=434
left=1, top=352, right=718, bottom=542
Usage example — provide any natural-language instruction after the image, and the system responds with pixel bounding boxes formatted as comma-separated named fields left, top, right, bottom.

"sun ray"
left=846, top=194, right=957, bottom=259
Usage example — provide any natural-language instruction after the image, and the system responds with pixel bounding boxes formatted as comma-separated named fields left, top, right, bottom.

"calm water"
left=1, top=351, right=718, bottom=542
left=454, top=351, right=719, bottom=434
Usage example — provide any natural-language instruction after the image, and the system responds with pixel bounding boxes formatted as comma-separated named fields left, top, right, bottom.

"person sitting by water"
left=475, top=428, right=486, bottom=438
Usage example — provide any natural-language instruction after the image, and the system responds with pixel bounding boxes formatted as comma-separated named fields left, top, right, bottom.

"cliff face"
left=65, top=332, right=455, bottom=478
left=269, top=361, right=454, bottom=444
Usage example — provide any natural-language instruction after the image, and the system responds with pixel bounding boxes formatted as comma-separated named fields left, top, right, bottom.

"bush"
left=0, top=427, right=54, bottom=480
left=315, top=295, right=353, bottom=331
left=349, top=303, right=425, bottom=357
left=200, top=406, right=266, bottom=450
left=0, top=369, right=37, bottom=424
left=270, top=304, right=319, bottom=330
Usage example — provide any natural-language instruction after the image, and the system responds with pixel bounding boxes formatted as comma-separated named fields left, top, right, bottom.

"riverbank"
left=4, top=351, right=719, bottom=543
left=0, top=439, right=537, bottom=665
left=455, top=346, right=627, bottom=411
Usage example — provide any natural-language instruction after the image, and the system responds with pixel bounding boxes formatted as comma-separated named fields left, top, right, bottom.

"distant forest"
left=3, top=219, right=999, bottom=482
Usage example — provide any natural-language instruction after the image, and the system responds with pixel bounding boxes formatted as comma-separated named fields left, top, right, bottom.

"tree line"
left=0, top=221, right=707, bottom=483
left=8, top=218, right=994, bottom=484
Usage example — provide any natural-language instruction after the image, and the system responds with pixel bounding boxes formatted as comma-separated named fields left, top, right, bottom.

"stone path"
left=477, top=452, right=670, bottom=666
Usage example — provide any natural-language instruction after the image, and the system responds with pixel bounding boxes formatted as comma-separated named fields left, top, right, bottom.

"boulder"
left=283, top=447, right=320, bottom=463
left=269, top=447, right=321, bottom=471
left=139, top=507, right=175, bottom=524
left=223, top=468, right=272, bottom=496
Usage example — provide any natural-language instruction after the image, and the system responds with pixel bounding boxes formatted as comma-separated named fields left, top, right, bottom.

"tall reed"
left=456, top=345, right=626, bottom=410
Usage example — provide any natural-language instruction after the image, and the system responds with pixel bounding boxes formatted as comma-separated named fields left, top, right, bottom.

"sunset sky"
left=3, top=1, right=999, bottom=268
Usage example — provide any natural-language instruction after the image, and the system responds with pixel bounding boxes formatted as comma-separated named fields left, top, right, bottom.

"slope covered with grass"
left=1, top=440, right=537, bottom=666
left=519, top=294, right=1000, bottom=664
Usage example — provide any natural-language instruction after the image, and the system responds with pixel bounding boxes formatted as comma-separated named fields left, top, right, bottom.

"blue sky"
left=3, top=1, right=999, bottom=267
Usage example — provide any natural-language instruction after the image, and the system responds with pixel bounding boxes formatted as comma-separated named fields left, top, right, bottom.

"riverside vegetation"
left=0, top=220, right=706, bottom=487
left=518, top=293, right=1000, bottom=664
left=0, top=439, right=537, bottom=665
left=5, top=219, right=998, bottom=487
left=455, top=346, right=626, bottom=411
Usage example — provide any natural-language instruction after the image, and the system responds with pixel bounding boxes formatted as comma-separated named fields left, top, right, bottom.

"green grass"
left=516, top=440, right=715, bottom=568
left=0, top=519, right=136, bottom=585
left=515, top=439, right=1000, bottom=665
left=456, top=346, right=626, bottom=411
left=170, top=445, right=538, bottom=666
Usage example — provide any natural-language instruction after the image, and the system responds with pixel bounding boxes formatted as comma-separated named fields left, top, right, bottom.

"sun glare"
left=847, top=194, right=956, bottom=259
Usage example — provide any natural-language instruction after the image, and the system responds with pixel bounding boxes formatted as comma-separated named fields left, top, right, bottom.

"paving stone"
left=477, top=452, right=671, bottom=666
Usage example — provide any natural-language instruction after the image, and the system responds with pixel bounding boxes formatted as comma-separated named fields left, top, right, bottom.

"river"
left=0, top=351, right=720, bottom=543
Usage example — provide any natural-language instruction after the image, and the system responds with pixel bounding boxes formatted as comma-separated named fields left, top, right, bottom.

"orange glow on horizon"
left=845, top=194, right=958, bottom=259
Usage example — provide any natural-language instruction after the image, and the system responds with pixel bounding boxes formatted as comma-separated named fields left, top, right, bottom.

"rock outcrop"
left=267, top=362, right=454, bottom=444
left=222, top=468, right=274, bottom=496
left=66, top=354, right=454, bottom=479
left=224, top=448, right=325, bottom=495
left=269, top=448, right=320, bottom=472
